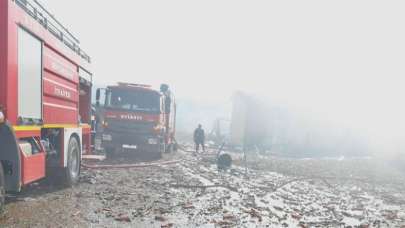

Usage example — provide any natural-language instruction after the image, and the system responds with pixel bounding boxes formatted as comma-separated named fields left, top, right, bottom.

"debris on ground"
left=0, top=146, right=404, bottom=227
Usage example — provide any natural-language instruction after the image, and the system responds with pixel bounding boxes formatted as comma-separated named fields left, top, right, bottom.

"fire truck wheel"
left=63, top=137, right=81, bottom=186
left=165, top=144, right=172, bottom=153
left=0, top=162, right=5, bottom=212
left=167, top=143, right=178, bottom=153
left=105, top=147, right=115, bottom=160
left=157, top=143, right=165, bottom=158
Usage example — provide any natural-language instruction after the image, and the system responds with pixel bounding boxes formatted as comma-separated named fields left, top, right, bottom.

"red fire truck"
left=0, top=0, right=93, bottom=206
left=96, top=83, right=176, bottom=159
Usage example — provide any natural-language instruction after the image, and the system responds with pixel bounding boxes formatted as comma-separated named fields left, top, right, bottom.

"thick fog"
left=2, top=1, right=404, bottom=226
left=41, top=0, right=404, bottom=157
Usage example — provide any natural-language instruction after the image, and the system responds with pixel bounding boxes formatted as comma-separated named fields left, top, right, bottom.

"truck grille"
left=106, top=119, right=154, bottom=135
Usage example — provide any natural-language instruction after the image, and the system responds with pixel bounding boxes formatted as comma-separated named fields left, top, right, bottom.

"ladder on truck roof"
left=13, top=0, right=91, bottom=63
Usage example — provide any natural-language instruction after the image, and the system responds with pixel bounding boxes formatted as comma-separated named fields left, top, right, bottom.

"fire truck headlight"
left=148, top=138, right=158, bottom=145
left=0, top=111, right=4, bottom=124
left=152, top=125, right=160, bottom=134
left=102, top=121, right=108, bottom=128
left=102, top=134, right=112, bottom=141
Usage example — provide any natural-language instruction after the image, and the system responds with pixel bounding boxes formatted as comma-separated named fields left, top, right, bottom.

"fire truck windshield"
left=105, top=89, right=161, bottom=113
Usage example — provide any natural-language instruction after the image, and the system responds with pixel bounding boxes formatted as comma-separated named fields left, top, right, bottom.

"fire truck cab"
left=96, top=83, right=176, bottom=159
left=0, top=0, right=93, bottom=205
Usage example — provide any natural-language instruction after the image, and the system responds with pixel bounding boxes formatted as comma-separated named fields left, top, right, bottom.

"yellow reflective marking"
left=13, top=126, right=41, bottom=131
left=43, top=124, right=78, bottom=129
left=13, top=124, right=90, bottom=131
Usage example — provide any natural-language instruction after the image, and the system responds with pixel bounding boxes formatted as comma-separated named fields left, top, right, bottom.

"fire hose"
left=81, top=142, right=230, bottom=170
left=81, top=159, right=183, bottom=169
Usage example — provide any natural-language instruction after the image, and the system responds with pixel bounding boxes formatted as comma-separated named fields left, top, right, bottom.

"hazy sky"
left=40, top=0, right=403, bottom=150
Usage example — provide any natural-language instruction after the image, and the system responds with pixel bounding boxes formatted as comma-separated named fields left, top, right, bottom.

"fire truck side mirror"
left=96, top=89, right=101, bottom=106
left=160, top=84, right=169, bottom=93
left=165, top=96, right=171, bottom=113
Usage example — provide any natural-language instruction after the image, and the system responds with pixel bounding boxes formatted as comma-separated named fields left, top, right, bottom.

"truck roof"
left=15, top=0, right=91, bottom=63
left=108, top=82, right=161, bottom=95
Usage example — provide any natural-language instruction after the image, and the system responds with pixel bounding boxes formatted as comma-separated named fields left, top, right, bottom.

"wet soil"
left=0, top=148, right=404, bottom=228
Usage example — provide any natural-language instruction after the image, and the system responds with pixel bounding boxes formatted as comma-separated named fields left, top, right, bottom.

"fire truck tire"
left=157, top=143, right=165, bottom=159
left=0, top=162, right=5, bottom=212
left=150, top=152, right=162, bottom=160
left=62, top=137, right=81, bottom=186
left=165, top=144, right=172, bottom=153
left=105, top=147, right=116, bottom=160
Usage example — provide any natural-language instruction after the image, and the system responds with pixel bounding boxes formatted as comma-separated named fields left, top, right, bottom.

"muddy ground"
left=0, top=146, right=405, bottom=228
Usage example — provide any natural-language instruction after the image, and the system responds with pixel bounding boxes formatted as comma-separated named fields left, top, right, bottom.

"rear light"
left=0, top=110, right=4, bottom=124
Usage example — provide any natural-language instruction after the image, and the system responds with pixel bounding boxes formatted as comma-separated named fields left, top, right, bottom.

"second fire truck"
left=96, top=83, right=176, bottom=159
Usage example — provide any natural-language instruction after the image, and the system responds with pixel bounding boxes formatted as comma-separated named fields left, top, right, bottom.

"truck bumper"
left=101, top=132, right=162, bottom=154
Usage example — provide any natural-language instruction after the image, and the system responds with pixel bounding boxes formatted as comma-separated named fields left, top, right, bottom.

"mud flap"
left=0, top=123, right=21, bottom=192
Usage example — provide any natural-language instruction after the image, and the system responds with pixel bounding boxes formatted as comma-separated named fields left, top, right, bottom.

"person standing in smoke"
left=194, top=124, right=205, bottom=153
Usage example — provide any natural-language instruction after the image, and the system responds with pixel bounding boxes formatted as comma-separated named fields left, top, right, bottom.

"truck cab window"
left=105, top=89, right=160, bottom=113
